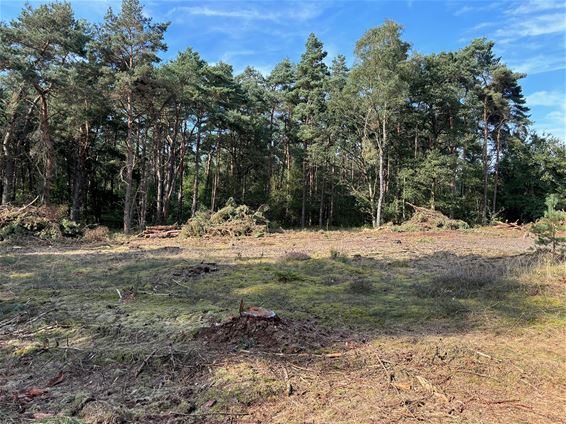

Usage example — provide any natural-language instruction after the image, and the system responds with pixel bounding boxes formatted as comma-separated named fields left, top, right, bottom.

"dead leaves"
left=11, top=372, right=65, bottom=405
left=12, top=387, right=48, bottom=403
left=46, top=371, right=65, bottom=387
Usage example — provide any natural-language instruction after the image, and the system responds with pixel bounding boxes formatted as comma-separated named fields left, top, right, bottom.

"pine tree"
left=98, top=0, right=168, bottom=233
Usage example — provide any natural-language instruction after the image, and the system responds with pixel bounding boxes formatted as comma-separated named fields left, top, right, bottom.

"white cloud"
left=506, top=0, right=565, bottom=16
left=495, top=13, right=566, bottom=39
left=528, top=90, right=566, bottom=141
left=169, top=4, right=321, bottom=24
left=508, top=54, right=566, bottom=75
left=526, top=90, right=566, bottom=107
left=454, top=6, right=474, bottom=16
left=220, top=49, right=256, bottom=63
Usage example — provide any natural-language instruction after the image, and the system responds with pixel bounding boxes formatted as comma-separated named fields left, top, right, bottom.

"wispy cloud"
left=508, top=54, right=566, bottom=75
left=453, top=5, right=474, bottom=16
left=220, top=49, right=257, bottom=63
left=451, top=2, right=498, bottom=17
left=526, top=90, right=566, bottom=107
left=527, top=90, right=566, bottom=140
left=495, top=13, right=566, bottom=39
left=505, top=0, right=565, bottom=16
left=169, top=4, right=321, bottom=24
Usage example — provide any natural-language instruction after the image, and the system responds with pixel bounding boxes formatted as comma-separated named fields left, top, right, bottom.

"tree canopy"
left=1, top=0, right=564, bottom=231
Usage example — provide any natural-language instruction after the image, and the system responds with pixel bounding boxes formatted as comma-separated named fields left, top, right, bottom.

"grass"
left=0, top=231, right=564, bottom=422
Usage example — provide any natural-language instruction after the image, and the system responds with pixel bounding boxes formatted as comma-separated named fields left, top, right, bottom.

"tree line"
left=1, top=0, right=564, bottom=232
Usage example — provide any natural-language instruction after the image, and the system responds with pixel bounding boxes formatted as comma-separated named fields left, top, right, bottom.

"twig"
left=17, top=196, right=39, bottom=212
left=454, top=370, right=498, bottom=381
left=482, top=399, right=521, bottom=405
left=172, top=279, right=190, bottom=289
left=135, top=348, right=158, bottom=378
left=163, top=412, right=250, bottom=417
left=375, top=352, right=421, bottom=422
left=282, top=367, right=293, bottom=396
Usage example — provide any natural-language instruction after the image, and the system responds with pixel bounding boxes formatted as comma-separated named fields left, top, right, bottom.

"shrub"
left=531, top=194, right=566, bottom=254
left=83, top=226, right=110, bottom=241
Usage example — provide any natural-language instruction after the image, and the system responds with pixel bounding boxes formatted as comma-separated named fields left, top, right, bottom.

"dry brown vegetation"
left=0, top=228, right=564, bottom=423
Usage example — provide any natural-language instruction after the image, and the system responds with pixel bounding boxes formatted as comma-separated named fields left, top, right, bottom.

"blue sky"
left=1, top=0, right=565, bottom=140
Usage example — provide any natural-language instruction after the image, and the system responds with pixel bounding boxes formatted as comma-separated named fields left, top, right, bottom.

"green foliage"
left=532, top=195, right=566, bottom=253
left=0, top=1, right=562, bottom=231
left=60, top=219, right=82, bottom=237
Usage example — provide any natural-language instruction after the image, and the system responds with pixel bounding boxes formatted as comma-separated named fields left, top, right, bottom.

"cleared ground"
left=0, top=228, right=565, bottom=423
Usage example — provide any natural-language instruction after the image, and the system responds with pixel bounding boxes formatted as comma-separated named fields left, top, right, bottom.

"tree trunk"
left=327, top=165, right=335, bottom=230
left=123, top=91, right=135, bottom=234
left=162, top=109, right=179, bottom=221
left=138, top=125, right=148, bottom=229
left=39, top=92, right=54, bottom=205
left=376, top=118, right=387, bottom=228
left=481, top=98, right=489, bottom=224
left=319, top=173, right=325, bottom=228
left=177, top=131, right=187, bottom=223
left=1, top=86, right=25, bottom=205
left=71, top=123, right=89, bottom=221
left=492, top=123, right=503, bottom=215
left=376, top=149, right=384, bottom=228
left=301, top=139, right=307, bottom=228
left=156, top=133, right=164, bottom=224
left=211, top=136, right=220, bottom=211
left=191, top=124, right=201, bottom=217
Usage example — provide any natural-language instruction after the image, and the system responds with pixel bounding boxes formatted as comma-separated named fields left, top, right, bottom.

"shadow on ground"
left=0, top=244, right=564, bottom=422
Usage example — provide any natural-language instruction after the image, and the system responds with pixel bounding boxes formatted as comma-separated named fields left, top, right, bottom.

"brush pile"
left=0, top=203, right=81, bottom=240
left=180, top=198, right=269, bottom=238
left=396, top=203, right=469, bottom=231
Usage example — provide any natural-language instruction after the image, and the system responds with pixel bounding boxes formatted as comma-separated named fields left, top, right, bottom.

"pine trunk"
left=123, top=91, right=135, bottom=234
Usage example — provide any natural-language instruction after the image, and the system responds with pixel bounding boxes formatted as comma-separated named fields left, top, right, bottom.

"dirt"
left=197, top=316, right=354, bottom=353
left=172, top=262, right=218, bottom=278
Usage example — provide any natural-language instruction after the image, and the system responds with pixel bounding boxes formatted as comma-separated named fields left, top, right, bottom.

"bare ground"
left=0, top=228, right=564, bottom=423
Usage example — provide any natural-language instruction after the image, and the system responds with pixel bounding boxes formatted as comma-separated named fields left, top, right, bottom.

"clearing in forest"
left=0, top=228, right=565, bottom=423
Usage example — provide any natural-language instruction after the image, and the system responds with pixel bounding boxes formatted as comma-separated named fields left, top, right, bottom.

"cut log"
left=138, top=225, right=181, bottom=238
left=240, top=306, right=278, bottom=320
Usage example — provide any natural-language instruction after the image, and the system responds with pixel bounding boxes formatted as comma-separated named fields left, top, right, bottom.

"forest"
left=1, top=1, right=566, bottom=423
left=1, top=0, right=564, bottom=232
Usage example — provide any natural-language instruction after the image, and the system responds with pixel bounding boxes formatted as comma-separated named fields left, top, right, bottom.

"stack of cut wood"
left=138, top=224, right=180, bottom=238
left=492, top=220, right=523, bottom=230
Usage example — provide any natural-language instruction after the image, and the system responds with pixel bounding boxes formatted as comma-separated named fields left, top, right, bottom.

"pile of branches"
left=180, top=198, right=269, bottom=238
left=0, top=200, right=81, bottom=241
left=138, top=224, right=181, bottom=238
left=395, top=203, right=469, bottom=231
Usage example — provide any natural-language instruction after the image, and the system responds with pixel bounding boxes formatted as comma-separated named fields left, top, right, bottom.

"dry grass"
left=82, top=226, right=110, bottom=242
left=0, top=229, right=564, bottom=423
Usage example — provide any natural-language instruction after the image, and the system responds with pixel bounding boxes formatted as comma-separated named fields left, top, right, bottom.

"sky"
left=1, top=0, right=565, bottom=140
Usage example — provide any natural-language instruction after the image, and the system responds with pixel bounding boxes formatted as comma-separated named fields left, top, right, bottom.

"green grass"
left=1, top=238, right=565, bottom=423
left=1, top=247, right=563, bottom=338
